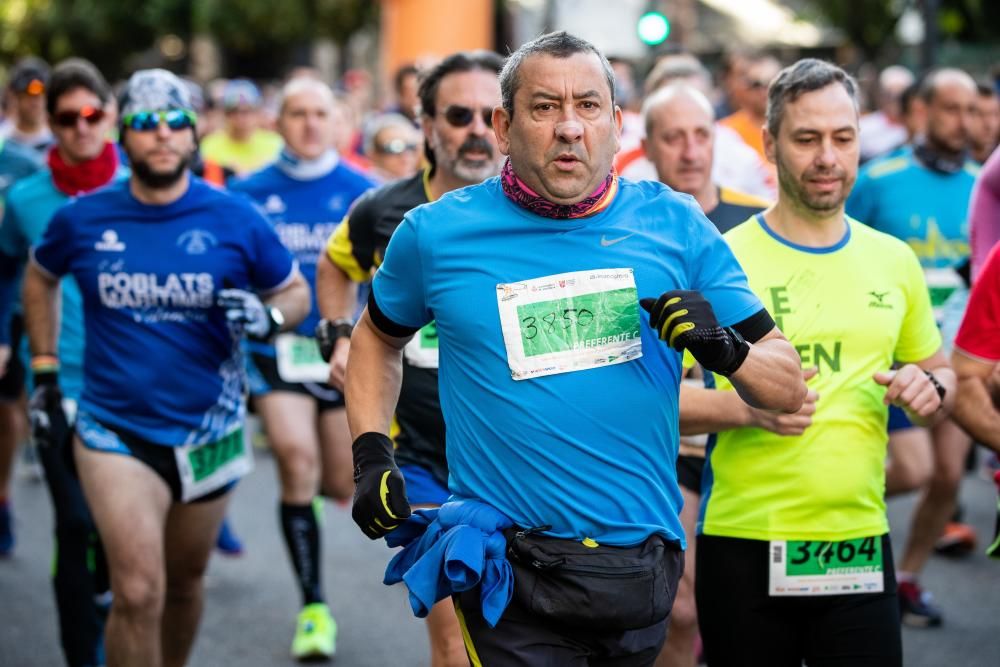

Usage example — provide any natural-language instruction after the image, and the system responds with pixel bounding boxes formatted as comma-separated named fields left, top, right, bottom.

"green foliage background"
left=1, top=0, right=377, bottom=80
left=1, top=0, right=997, bottom=80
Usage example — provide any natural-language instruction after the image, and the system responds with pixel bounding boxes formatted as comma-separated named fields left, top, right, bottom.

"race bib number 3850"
left=496, top=269, right=642, bottom=380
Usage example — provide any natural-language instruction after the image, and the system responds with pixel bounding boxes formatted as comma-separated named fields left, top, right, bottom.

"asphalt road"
left=2, top=437, right=999, bottom=666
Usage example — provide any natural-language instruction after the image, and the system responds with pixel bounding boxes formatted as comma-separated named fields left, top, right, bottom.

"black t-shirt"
left=332, top=171, right=448, bottom=486
left=706, top=187, right=768, bottom=235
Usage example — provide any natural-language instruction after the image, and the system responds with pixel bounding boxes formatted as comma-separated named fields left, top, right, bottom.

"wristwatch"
left=315, top=318, right=354, bottom=362
left=265, top=306, right=285, bottom=340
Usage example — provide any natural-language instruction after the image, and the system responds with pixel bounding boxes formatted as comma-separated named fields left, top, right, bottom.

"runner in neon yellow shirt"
left=687, top=59, right=955, bottom=667
left=200, top=79, right=282, bottom=175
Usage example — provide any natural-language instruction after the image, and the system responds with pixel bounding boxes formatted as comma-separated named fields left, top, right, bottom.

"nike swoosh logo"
left=600, top=233, right=635, bottom=247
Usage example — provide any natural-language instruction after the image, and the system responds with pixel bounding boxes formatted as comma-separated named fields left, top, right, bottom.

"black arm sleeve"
left=731, top=308, right=776, bottom=344
left=367, top=289, right=420, bottom=338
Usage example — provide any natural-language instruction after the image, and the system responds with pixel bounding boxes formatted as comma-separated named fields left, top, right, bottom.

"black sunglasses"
left=53, top=106, right=106, bottom=128
left=441, top=105, right=493, bottom=129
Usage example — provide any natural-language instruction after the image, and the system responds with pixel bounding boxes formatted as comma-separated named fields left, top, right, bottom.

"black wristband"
left=924, top=370, right=946, bottom=402
left=719, top=327, right=751, bottom=377
left=315, top=318, right=354, bottom=362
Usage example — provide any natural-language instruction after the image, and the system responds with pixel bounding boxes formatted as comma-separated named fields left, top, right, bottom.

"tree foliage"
left=798, top=0, right=1000, bottom=63
left=1, top=0, right=190, bottom=79
left=1, top=0, right=377, bottom=79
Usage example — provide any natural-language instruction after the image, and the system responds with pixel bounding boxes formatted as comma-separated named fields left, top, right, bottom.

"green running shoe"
left=291, top=602, right=336, bottom=660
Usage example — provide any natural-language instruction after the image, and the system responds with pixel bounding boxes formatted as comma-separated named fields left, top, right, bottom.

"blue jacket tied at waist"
left=383, top=499, right=514, bottom=627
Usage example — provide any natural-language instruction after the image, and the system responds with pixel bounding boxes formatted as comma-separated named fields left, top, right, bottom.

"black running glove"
left=28, top=370, right=70, bottom=450
left=352, top=432, right=411, bottom=539
left=640, top=290, right=750, bottom=377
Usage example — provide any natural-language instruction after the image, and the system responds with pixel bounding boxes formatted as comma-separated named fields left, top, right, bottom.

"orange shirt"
left=720, top=109, right=766, bottom=161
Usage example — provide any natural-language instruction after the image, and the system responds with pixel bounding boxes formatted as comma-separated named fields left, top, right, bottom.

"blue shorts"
left=887, top=405, right=913, bottom=433
left=399, top=463, right=449, bottom=506
left=76, top=411, right=238, bottom=503
left=246, top=349, right=344, bottom=411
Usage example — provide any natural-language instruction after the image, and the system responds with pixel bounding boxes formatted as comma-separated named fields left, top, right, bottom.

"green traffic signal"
left=638, top=11, right=670, bottom=46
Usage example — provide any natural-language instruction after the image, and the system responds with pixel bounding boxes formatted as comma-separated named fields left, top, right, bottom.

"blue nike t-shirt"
left=372, top=177, right=763, bottom=547
left=230, top=160, right=374, bottom=336
left=32, top=177, right=296, bottom=446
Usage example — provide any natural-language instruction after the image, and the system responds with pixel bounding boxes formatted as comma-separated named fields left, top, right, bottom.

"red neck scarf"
left=48, top=142, right=118, bottom=196
left=500, top=158, right=618, bottom=219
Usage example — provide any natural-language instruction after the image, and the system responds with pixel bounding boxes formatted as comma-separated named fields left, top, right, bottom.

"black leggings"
left=696, top=533, right=902, bottom=667
left=38, top=431, right=108, bottom=667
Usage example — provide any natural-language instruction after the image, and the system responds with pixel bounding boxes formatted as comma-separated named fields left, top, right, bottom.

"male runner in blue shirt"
left=344, top=32, right=805, bottom=665
left=230, top=76, right=375, bottom=660
left=23, top=69, right=310, bottom=667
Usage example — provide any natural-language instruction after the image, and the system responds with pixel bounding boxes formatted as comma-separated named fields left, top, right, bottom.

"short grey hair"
left=277, top=77, right=335, bottom=116
left=499, top=31, right=615, bottom=118
left=643, top=54, right=711, bottom=96
left=766, top=59, right=858, bottom=137
left=641, top=82, right=715, bottom=136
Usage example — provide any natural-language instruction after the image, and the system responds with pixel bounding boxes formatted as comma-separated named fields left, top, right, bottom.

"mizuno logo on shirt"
left=600, top=233, right=635, bottom=247
left=95, top=230, right=125, bottom=252
left=868, top=290, right=893, bottom=309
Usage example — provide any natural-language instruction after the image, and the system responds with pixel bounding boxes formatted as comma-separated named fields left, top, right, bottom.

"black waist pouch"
left=506, top=528, right=682, bottom=632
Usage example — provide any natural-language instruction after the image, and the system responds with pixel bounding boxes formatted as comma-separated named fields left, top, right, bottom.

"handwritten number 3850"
left=522, top=308, right=594, bottom=340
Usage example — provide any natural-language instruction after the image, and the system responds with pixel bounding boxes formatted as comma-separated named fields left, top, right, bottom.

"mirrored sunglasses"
left=122, top=109, right=197, bottom=132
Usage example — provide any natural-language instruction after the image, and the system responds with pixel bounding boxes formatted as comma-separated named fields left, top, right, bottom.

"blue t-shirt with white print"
left=32, top=177, right=296, bottom=446
left=230, top=158, right=374, bottom=336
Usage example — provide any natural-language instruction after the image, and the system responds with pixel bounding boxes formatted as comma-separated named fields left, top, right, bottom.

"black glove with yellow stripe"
left=640, top=290, right=749, bottom=377
left=352, top=432, right=411, bottom=539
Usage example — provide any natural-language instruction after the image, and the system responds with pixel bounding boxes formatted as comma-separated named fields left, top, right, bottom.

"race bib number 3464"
left=496, top=269, right=642, bottom=380
left=769, top=537, right=884, bottom=596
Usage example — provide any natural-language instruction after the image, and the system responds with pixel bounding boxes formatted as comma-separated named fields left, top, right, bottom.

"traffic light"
left=637, top=11, right=670, bottom=46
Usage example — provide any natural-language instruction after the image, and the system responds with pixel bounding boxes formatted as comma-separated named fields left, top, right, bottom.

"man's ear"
left=493, top=106, right=512, bottom=156
left=613, top=104, right=624, bottom=154
left=763, top=126, right=777, bottom=165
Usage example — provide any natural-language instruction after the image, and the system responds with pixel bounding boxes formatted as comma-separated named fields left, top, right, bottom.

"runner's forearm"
left=951, top=376, right=1000, bottom=452
left=264, top=272, right=311, bottom=332
left=345, top=311, right=406, bottom=439
left=22, top=262, right=61, bottom=357
left=905, top=353, right=956, bottom=427
left=315, top=254, right=358, bottom=322
left=679, top=383, right=751, bottom=435
left=728, top=334, right=805, bottom=413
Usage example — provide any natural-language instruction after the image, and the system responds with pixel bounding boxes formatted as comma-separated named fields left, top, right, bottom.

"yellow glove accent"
left=375, top=517, right=400, bottom=531
left=379, top=469, right=404, bottom=520
left=669, top=321, right=696, bottom=348
left=658, top=307, right=689, bottom=341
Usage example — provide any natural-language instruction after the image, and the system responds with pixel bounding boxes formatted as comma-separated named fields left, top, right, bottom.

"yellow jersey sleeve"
left=325, top=217, right=370, bottom=284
